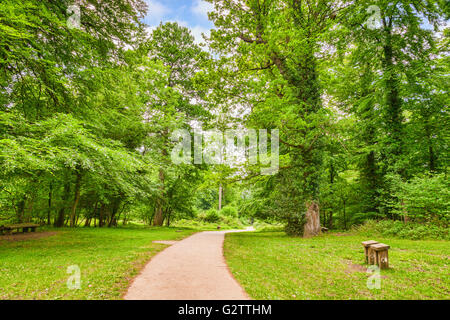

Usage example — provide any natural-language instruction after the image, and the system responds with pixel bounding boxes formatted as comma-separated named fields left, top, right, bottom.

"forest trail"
left=123, top=227, right=254, bottom=300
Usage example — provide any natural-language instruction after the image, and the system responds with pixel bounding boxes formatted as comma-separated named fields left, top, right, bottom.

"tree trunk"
left=153, top=168, right=165, bottom=226
left=55, top=182, right=71, bottom=227
left=328, top=209, right=333, bottom=229
left=401, top=200, right=408, bottom=223
left=70, top=171, right=82, bottom=227
left=108, top=200, right=120, bottom=227
left=85, top=202, right=97, bottom=227
left=153, top=206, right=163, bottom=226
left=429, top=144, right=436, bottom=172
left=99, top=203, right=105, bottom=227
left=47, top=183, right=53, bottom=225
left=75, top=211, right=80, bottom=226
left=166, top=209, right=172, bottom=227
left=382, top=20, right=404, bottom=173
left=26, top=193, right=36, bottom=222
left=17, top=198, right=26, bottom=223
left=218, top=183, right=223, bottom=211
left=303, top=201, right=321, bottom=238
left=343, top=199, right=347, bottom=230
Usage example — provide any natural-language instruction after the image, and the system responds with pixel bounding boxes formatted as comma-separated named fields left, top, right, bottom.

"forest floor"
left=124, top=228, right=253, bottom=300
left=0, top=226, right=196, bottom=299
left=224, top=230, right=450, bottom=299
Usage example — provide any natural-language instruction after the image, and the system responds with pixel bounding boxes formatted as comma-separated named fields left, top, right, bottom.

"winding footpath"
left=124, top=228, right=254, bottom=300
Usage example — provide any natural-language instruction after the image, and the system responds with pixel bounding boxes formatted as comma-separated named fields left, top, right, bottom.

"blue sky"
left=143, top=0, right=215, bottom=43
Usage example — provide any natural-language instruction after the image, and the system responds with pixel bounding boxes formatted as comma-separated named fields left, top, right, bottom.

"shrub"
left=390, top=173, right=449, bottom=224
left=219, top=215, right=244, bottom=228
left=204, top=209, right=220, bottom=223
left=253, top=220, right=284, bottom=231
left=350, top=212, right=382, bottom=226
left=220, top=206, right=238, bottom=217
left=284, top=214, right=306, bottom=236
left=353, top=219, right=450, bottom=240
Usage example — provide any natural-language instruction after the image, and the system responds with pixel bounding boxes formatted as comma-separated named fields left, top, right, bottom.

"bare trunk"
left=17, top=198, right=26, bottom=223
left=26, top=193, right=36, bottom=222
left=429, top=145, right=435, bottom=172
left=218, top=184, right=223, bottom=211
left=153, top=206, right=164, bottom=226
left=108, top=200, right=120, bottom=227
left=166, top=209, right=172, bottom=227
left=47, top=183, right=52, bottom=225
left=70, top=171, right=82, bottom=227
left=85, top=202, right=97, bottom=227
left=99, top=203, right=105, bottom=227
left=328, top=210, right=333, bottom=229
left=401, top=200, right=408, bottom=223
left=153, top=168, right=165, bottom=226
left=343, top=200, right=347, bottom=229
left=303, top=200, right=321, bottom=238
left=55, top=182, right=71, bottom=227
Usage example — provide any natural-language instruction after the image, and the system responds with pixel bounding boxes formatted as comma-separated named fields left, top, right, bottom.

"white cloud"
left=191, top=0, right=213, bottom=20
left=145, top=0, right=171, bottom=22
left=190, top=25, right=210, bottom=45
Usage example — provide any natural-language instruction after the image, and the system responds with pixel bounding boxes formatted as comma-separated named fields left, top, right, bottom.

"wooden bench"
left=0, top=223, right=40, bottom=235
left=370, top=243, right=390, bottom=269
left=362, top=240, right=390, bottom=269
left=362, top=240, right=379, bottom=264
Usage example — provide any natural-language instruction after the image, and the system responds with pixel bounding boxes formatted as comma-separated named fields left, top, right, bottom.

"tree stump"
left=303, top=201, right=321, bottom=238
left=362, top=240, right=379, bottom=264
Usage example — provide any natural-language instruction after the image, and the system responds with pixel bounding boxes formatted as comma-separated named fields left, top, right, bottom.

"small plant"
left=204, top=209, right=220, bottom=223
left=284, top=214, right=306, bottom=236
left=220, top=206, right=238, bottom=217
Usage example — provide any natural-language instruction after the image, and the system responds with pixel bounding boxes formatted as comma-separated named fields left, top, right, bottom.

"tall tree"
left=143, top=22, right=211, bottom=226
left=207, top=0, right=347, bottom=235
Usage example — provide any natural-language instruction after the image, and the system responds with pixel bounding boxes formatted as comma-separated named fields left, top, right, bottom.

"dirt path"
left=124, top=228, right=254, bottom=300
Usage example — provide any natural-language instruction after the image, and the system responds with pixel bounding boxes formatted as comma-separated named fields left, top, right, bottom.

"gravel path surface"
left=124, top=228, right=254, bottom=300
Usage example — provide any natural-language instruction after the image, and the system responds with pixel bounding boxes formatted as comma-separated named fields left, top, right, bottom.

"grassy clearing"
left=224, top=231, right=450, bottom=300
left=0, top=226, right=196, bottom=300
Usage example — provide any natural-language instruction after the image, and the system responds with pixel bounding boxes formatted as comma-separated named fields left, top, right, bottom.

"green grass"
left=0, top=226, right=196, bottom=300
left=224, top=231, right=450, bottom=300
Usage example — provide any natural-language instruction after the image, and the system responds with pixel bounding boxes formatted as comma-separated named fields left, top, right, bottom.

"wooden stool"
left=362, top=240, right=379, bottom=264
left=370, top=243, right=390, bottom=269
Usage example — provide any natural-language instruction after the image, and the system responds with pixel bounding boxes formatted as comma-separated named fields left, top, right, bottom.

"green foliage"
left=0, top=0, right=448, bottom=235
left=174, top=208, right=246, bottom=229
left=394, top=174, right=449, bottom=224
left=220, top=206, right=238, bottom=217
left=353, top=220, right=449, bottom=240
left=204, top=208, right=220, bottom=223
left=284, top=213, right=307, bottom=237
